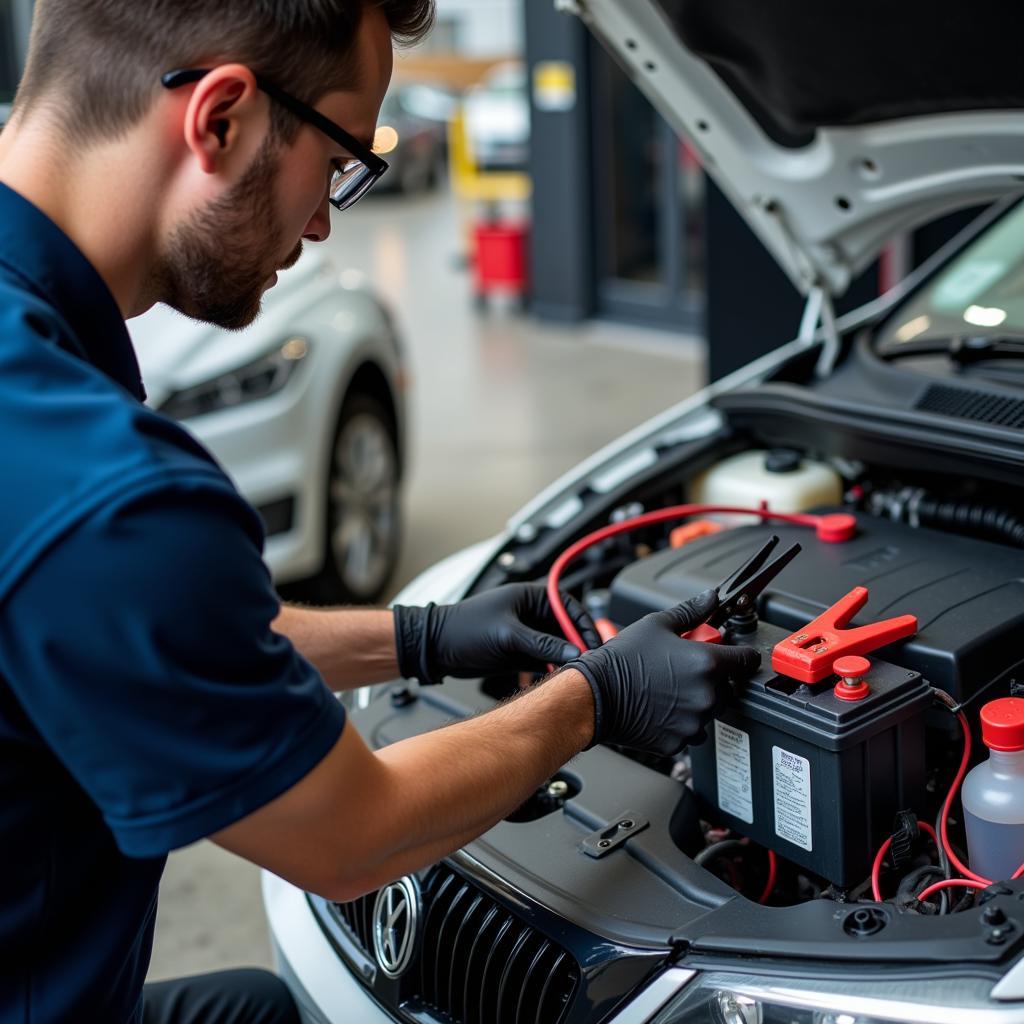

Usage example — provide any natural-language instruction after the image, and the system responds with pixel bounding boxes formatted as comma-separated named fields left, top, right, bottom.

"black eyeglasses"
left=161, top=68, right=389, bottom=210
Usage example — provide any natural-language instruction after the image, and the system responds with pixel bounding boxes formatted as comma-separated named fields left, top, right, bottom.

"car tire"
left=288, top=393, right=402, bottom=606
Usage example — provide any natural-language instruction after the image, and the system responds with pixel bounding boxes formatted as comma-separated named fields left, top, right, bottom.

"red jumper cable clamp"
left=771, top=587, right=918, bottom=684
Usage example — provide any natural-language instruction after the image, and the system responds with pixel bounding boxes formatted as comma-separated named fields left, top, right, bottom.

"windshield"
left=883, top=201, right=1024, bottom=347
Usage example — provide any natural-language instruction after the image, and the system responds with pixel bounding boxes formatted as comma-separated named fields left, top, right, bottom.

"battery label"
left=772, top=746, right=812, bottom=851
left=714, top=720, right=753, bottom=824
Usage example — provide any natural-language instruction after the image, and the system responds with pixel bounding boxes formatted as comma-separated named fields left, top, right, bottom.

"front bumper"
left=264, top=871, right=395, bottom=1024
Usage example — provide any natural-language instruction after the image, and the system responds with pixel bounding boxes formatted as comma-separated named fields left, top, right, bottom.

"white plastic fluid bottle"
left=962, top=698, right=1024, bottom=882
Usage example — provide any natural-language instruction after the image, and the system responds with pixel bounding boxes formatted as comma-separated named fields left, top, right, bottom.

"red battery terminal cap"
left=833, top=655, right=871, bottom=701
left=815, top=513, right=857, bottom=544
left=980, top=698, right=1024, bottom=752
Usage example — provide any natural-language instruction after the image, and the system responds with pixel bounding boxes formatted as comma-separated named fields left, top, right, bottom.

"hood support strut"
left=799, top=286, right=840, bottom=378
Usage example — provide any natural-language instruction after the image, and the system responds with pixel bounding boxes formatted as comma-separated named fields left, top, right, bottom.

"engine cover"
left=608, top=514, right=1024, bottom=702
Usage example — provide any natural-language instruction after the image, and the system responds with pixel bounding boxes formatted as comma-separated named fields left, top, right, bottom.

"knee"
left=232, top=969, right=301, bottom=1024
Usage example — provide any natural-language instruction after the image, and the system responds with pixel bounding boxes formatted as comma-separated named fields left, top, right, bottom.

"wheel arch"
left=342, top=360, right=405, bottom=479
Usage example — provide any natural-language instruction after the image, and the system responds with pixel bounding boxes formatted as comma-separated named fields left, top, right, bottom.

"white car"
left=463, top=61, right=529, bottom=172
left=131, top=248, right=406, bottom=604
left=266, top=2, right=1024, bottom=1022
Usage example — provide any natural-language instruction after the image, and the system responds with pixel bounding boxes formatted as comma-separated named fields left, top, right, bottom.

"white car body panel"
left=264, top=872, right=392, bottom=1024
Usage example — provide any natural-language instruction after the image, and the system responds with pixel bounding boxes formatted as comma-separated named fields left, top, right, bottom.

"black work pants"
left=143, top=969, right=301, bottom=1024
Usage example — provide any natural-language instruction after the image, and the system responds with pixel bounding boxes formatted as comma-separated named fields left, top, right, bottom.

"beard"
left=155, top=140, right=303, bottom=331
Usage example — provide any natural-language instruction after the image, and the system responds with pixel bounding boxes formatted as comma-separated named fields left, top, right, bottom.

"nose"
left=303, top=194, right=332, bottom=243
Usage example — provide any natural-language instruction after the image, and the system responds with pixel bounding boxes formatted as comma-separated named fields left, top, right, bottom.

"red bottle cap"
left=815, top=513, right=857, bottom=543
left=980, top=698, right=1024, bottom=752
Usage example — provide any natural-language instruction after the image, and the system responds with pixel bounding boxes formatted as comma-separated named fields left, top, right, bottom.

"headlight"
left=651, top=970, right=1022, bottom=1024
left=158, top=337, right=310, bottom=421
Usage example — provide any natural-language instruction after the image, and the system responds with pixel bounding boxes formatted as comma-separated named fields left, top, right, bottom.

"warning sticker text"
left=714, top=720, right=753, bottom=824
left=772, top=746, right=812, bottom=851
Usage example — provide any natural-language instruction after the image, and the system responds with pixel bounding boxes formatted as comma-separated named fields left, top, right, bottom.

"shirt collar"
left=0, top=181, right=146, bottom=401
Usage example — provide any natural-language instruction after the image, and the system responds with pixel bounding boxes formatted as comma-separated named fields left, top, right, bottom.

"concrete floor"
left=147, top=187, right=705, bottom=982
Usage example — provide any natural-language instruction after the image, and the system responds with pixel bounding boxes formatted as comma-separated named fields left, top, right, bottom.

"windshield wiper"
left=879, top=335, right=1024, bottom=364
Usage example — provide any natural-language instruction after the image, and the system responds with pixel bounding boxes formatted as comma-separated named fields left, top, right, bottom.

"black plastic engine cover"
left=608, top=513, right=1024, bottom=701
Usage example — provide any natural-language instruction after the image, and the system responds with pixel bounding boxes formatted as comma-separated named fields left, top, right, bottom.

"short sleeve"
left=0, top=478, right=346, bottom=858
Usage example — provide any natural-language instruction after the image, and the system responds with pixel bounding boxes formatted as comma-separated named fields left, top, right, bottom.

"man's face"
left=156, top=139, right=297, bottom=330
left=155, top=6, right=393, bottom=331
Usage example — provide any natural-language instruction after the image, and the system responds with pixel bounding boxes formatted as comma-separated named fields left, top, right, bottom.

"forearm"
left=359, top=670, right=594, bottom=886
left=272, top=604, right=399, bottom=690
left=214, top=667, right=596, bottom=900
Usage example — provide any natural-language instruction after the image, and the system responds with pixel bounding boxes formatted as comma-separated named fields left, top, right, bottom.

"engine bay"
left=496, top=444, right=1024, bottom=916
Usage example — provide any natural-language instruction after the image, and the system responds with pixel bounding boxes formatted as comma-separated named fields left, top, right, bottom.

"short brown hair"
left=15, top=0, right=435, bottom=145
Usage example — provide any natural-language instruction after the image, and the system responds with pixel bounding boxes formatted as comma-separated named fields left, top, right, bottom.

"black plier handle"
left=706, top=535, right=801, bottom=628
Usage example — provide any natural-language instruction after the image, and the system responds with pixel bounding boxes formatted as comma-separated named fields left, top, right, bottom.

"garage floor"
left=147, top=187, right=705, bottom=981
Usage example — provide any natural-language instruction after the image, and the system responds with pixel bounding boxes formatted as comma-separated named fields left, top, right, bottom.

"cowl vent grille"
left=916, top=383, right=1024, bottom=429
left=332, top=864, right=580, bottom=1024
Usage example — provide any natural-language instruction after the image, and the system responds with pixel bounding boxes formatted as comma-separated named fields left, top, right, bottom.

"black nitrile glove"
left=567, top=589, right=761, bottom=757
left=393, top=583, right=601, bottom=685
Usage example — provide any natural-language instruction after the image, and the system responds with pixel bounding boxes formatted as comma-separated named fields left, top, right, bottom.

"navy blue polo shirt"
left=0, top=182, right=347, bottom=1022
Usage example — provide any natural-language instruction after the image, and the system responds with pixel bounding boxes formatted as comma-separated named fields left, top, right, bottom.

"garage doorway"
left=589, top=41, right=705, bottom=332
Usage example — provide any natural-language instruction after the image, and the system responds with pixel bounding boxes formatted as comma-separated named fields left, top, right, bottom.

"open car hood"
left=565, top=0, right=1024, bottom=298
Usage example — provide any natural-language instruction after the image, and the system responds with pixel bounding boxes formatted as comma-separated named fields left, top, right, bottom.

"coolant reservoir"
left=962, top=698, right=1024, bottom=881
left=688, top=449, right=842, bottom=513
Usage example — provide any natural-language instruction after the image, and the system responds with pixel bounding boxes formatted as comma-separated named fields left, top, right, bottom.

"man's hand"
left=393, top=583, right=600, bottom=684
left=568, top=589, right=760, bottom=757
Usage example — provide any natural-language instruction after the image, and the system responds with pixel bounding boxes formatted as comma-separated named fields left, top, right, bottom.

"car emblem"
left=372, top=876, right=421, bottom=978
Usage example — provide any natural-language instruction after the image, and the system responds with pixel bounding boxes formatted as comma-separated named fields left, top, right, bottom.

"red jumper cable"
left=870, top=821, right=939, bottom=902
left=545, top=504, right=856, bottom=653
left=759, top=849, right=778, bottom=905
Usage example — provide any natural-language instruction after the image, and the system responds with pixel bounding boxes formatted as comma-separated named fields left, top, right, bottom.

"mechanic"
left=0, top=2, right=761, bottom=1022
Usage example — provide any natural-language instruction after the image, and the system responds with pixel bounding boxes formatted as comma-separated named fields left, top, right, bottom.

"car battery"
left=688, top=620, right=933, bottom=886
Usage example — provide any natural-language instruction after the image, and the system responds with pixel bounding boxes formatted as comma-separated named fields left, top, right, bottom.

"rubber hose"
left=915, top=495, right=1024, bottom=547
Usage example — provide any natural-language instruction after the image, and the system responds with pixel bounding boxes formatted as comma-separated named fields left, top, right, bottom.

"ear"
left=181, top=64, right=263, bottom=175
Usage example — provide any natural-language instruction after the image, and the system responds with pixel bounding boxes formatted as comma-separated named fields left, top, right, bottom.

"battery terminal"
left=834, top=655, right=872, bottom=701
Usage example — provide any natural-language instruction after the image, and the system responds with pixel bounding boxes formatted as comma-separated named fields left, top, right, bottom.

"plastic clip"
left=580, top=812, right=649, bottom=859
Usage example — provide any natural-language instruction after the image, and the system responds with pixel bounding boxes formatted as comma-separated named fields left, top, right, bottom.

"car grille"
left=334, top=886, right=377, bottom=955
left=333, top=864, right=580, bottom=1024
left=916, top=383, right=1024, bottom=430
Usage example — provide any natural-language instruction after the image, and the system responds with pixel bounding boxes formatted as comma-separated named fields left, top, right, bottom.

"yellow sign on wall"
left=532, top=61, right=577, bottom=113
